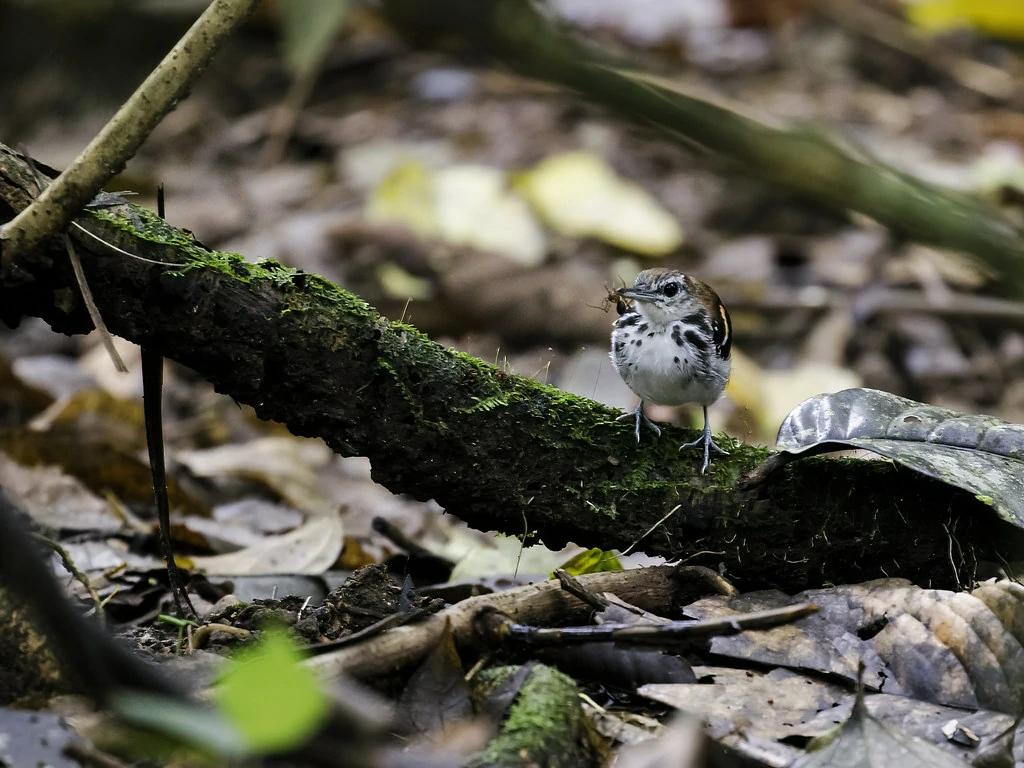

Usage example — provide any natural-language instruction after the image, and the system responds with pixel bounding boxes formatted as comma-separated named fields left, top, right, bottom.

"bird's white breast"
left=612, top=318, right=729, bottom=407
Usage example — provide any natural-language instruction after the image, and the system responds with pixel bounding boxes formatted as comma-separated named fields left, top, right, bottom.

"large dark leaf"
left=775, top=388, right=1024, bottom=526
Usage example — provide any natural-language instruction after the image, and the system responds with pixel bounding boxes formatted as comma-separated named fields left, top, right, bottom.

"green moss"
left=469, top=665, right=583, bottom=767
left=461, top=395, right=510, bottom=414
left=616, top=454, right=665, bottom=490
left=376, top=359, right=422, bottom=415
left=83, top=196, right=770, bottom=514
left=257, top=260, right=301, bottom=287
left=84, top=205, right=395, bottom=331
left=92, top=205, right=212, bottom=251
left=84, top=207, right=345, bottom=291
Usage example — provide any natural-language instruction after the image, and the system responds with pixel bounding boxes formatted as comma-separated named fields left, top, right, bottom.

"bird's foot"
left=617, top=403, right=661, bottom=443
left=679, top=422, right=728, bottom=475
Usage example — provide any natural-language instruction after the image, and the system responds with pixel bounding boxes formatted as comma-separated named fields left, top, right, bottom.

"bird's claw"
left=620, top=403, right=727, bottom=475
left=617, top=403, right=660, bottom=443
left=679, top=415, right=728, bottom=475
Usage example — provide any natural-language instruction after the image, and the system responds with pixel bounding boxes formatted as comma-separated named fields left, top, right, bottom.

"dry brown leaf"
left=176, top=436, right=336, bottom=516
left=686, top=578, right=1024, bottom=713
left=189, top=513, right=343, bottom=576
left=641, top=666, right=1014, bottom=766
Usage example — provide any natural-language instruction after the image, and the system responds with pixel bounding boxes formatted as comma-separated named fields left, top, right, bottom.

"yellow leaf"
left=366, top=162, right=547, bottom=265
left=725, top=350, right=863, bottom=445
left=761, top=364, right=863, bottom=448
left=906, top=0, right=1024, bottom=37
left=723, top=348, right=770, bottom=442
left=366, top=161, right=437, bottom=238
left=516, top=151, right=684, bottom=256
left=432, top=165, right=547, bottom=266
left=905, top=0, right=962, bottom=32
left=376, top=263, right=434, bottom=300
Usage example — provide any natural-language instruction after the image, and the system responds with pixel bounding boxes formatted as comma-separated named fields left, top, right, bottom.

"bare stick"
left=0, top=0, right=260, bottom=267
left=481, top=602, right=818, bottom=648
left=64, top=233, right=127, bottom=372
left=23, top=152, right=127, bottom=372
left=306, top=566, right=684, bottom=681
left=146, top=184, right=197, bottom=620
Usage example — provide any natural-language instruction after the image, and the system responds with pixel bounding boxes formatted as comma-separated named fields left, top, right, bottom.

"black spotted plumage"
left=610, top=268, right=732, bottom=474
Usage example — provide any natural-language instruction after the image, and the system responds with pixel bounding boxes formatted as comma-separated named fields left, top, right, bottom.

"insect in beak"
left=616, top=286, right=658, bottom=303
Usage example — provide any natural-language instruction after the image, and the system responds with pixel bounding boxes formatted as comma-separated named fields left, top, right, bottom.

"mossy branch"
left=2, top=145, right=1021, bottom=592
left=379, top=0, right=1024, bottom=293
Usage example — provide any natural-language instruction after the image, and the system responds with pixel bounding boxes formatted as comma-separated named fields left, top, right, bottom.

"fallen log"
left=1, top=145, right=1019, bottom=592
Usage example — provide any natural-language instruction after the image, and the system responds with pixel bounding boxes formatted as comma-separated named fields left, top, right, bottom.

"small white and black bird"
left=611, top=268, right=732, bottom=474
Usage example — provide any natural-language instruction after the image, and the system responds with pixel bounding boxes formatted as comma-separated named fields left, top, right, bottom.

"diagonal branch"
left=379, top=0, right=1024, bottom=294
left=0, top=0, right=260, bottom=274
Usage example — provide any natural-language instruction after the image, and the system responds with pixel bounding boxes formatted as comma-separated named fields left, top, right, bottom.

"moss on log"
left=469, top=665, right=586, bottom=768
left=1, top=145, right=1021, bottom=592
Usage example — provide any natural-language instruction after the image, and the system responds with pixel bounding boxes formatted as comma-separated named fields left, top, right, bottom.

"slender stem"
left=146, top=184, right=197, bottom=620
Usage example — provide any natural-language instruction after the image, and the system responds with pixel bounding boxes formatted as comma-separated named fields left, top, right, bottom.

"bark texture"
left=1, top=145, right=1020, bottom=593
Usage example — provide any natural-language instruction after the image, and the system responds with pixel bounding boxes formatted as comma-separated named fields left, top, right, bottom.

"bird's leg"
left=679, top=405, right=728, bottom=474
left=617, top=401, right=661, bottom=443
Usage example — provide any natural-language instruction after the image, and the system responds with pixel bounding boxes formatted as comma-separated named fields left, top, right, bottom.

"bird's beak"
left=617, top=286, right=657, bottom=303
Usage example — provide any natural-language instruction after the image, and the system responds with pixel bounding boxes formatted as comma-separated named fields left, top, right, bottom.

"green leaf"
left=279, top=0, right=350, bottom=77
left=367, top=161, right=547, bottom=265
left=775, top=388, right=1024, bottom=527
left=558, top=547, right=623, bottom=576
left=108, top=690, right=250, bottom=758
left=217, top=627, right=330, bottom=753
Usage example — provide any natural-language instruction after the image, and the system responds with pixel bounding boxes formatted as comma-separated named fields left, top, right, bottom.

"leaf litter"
left=4, top=0, right=1024, bottom=765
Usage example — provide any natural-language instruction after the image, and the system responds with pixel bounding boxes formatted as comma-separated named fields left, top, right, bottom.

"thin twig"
left=555, top=569, right=611, bottom=611
left=144, top=184, right=197, bottom=621
left=621, top=504, right=682, bottom=556
left=64, top=234, right=127, bottom=372
left=306, top=600, right=446, bottom=655
left=23, top=153, right=126, bottom=372
left=486, top=602, right=818, bottom=648
left=32, top=532, right=104, bottom=619
left=72, top=222, right=180, bottom=266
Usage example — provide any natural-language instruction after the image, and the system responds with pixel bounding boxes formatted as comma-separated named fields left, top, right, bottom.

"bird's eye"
left=663, top=282, right=679, bottom=298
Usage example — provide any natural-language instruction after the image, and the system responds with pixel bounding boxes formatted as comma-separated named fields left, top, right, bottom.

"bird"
left=610, top=268, right=732, bottom=474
